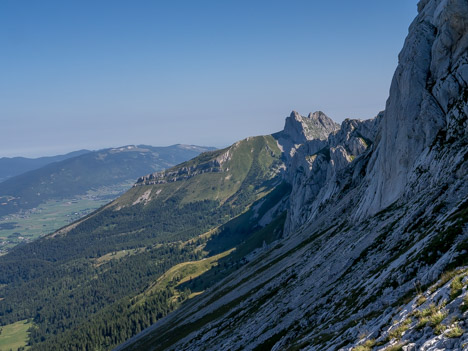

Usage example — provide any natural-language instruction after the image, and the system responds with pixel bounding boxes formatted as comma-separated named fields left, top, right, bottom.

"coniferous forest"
left=0, top=136, right=289, bottom=350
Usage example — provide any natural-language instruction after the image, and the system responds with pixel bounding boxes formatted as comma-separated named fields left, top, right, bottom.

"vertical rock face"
left=274, top=111, right=342, bottom=232
left=285, top=114, right=382, bottom=234
left=357, top=0, right=468, bottom=217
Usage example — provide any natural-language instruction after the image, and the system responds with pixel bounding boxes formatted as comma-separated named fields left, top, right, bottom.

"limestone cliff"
left=358, top=0, right=468, bottom=217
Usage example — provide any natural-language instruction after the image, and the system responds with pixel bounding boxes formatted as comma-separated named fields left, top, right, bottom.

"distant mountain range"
left=0, top=144, right=215, bottom=218
left=0, top=150, right=91, bottom=183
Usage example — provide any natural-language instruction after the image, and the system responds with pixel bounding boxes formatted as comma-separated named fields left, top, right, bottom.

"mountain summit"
left=281, top=110, right=340, bottom=143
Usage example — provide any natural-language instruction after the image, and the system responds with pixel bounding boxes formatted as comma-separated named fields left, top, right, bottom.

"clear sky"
left=1, top=0, right=418, bottom=157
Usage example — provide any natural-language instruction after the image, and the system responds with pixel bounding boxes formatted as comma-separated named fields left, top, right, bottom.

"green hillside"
left=0, top=135, right=289, bottom=350
left=0, top=144, right=214, bottom=217
left=0, top=149, right=90, bottom=183
left=0, top=144, right=214, bottom=253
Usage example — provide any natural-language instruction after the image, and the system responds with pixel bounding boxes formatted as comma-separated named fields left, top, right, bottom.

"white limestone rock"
left=357, top=0, right=468, bottom=218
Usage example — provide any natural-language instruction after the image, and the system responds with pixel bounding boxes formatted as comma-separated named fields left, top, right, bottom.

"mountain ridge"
left=0, top=144, right=215, bottom=217
left=0, top=149, right=91, bottom=182
left=0, top=144, right=216, bottom=253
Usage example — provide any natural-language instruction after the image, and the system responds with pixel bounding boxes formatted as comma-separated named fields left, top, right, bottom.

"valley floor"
left=0, top=182, right=133, bottom=253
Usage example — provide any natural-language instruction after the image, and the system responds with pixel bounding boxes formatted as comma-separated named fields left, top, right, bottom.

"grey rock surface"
left=357, top=0, right=468, bottom=218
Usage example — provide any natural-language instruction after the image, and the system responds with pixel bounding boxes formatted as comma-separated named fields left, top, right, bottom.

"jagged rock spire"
left=281, top=110, right=340, bottom=144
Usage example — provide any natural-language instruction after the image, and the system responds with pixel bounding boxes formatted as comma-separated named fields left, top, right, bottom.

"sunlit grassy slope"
left=117, top=135, right=282, bottom=208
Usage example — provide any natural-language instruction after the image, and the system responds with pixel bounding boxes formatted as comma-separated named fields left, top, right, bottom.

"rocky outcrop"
left=135, top=150, right=231, bottom=185
left=274, top=110, right=340, bottom=160
left=281, top=110, right=340, bottom=144
left=135, top=163, right=222, bottom=185
left=285, top=113, right=382, bottom=234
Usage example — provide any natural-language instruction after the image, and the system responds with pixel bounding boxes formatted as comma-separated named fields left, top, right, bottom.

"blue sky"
left=0, top=0, right=418, bottom=157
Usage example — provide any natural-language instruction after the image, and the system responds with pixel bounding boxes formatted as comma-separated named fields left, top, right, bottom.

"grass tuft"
left=445, top=326, right=464, bottom=338
left=416, top=295, right=427, bottom=306
left=450, top=275, right=464, bottom=300
left=415, top=303, right=437, bottom=318
left=414, top=303, right=448, bottom=333
left=383, top=343, right=404, bottom=351
left=460, top=294, right=468, bottom=312
left=352, top=339, right=376, bottom=351
left=416, top=317, right=430, bottom=330
left=429, top=310, right=448, bottom=326
left=388, top=318, right=411, bottom=340
left=429, top=269, right=460, bottom=293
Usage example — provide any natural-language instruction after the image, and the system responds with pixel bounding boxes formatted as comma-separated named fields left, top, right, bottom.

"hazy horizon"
left=1, top=0, right=418, bottom=158
left=0, top=143, right=221, bottom=159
